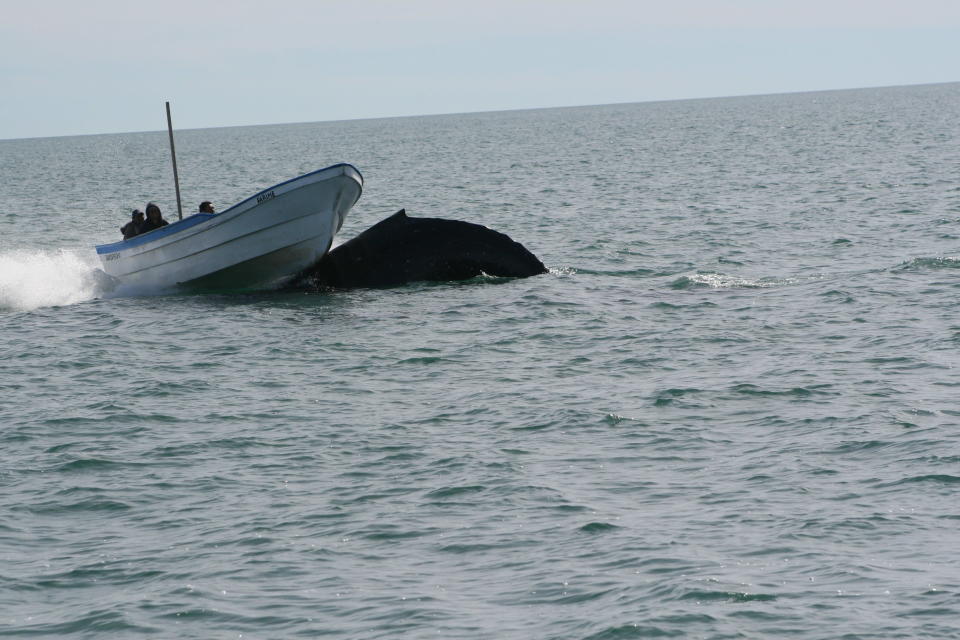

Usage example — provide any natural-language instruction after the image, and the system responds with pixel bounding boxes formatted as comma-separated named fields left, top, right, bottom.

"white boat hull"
left=96, top=164, right=362, bottom=291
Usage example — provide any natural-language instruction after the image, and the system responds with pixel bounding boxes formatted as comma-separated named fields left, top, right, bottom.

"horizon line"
left=3, top=80, right=957, bottom=143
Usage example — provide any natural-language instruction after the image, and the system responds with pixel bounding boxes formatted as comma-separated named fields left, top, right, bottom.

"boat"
left=95, top=163, right=363, bottom=291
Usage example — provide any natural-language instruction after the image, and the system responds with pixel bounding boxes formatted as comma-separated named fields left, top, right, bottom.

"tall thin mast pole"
left=165, top=101, right=183, bottom=220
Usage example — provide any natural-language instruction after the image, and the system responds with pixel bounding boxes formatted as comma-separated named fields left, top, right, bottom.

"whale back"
left=300, top=209, right=547, bottom=288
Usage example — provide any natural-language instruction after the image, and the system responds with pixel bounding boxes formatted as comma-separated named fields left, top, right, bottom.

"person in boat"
left=199, top=201, right=215, bottom=214
left=120, top=209, right=145, bottom=239
left=141, top=203, right=169, bottom=233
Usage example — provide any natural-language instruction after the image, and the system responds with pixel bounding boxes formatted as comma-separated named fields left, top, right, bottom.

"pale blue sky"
left=1, top=0, right=958, bottom=140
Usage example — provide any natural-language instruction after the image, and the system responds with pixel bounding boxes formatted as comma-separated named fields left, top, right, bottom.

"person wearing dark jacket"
left=120, top=209, right=145, bottom=239
left=141, top=203, right=169, bottom=233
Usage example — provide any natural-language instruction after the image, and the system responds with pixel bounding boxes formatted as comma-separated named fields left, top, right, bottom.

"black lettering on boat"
left=256, top=190, right=276, bottom=204
left=105, top=253, right=120, bottom=261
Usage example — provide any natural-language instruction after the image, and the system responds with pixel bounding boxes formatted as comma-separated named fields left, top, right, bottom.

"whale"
left=295, top=209, right=547, bottom=289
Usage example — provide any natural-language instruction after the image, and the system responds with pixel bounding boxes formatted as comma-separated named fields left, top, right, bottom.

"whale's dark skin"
left=296, top=209, right=547, bottom=289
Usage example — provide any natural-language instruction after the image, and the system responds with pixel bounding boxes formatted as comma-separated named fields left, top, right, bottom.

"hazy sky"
left=1, top=0, right=958, bottom=139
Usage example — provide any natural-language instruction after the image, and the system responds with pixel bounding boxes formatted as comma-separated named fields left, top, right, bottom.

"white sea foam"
left=683, top=272, right=790, bottom=289
left=0, top=248, right=112, bottom=312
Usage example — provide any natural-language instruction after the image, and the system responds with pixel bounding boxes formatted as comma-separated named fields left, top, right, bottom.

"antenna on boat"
left=165, top=101, right=184, bottom=221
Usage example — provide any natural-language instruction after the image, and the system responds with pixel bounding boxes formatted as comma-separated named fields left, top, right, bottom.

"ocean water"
left=2, top=83, right=960, bottom=639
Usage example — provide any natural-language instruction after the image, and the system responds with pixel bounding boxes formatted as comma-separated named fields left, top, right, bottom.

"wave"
left=670, top=272, right=792, bottom=290
left=892, top=256, right=960, bottom=272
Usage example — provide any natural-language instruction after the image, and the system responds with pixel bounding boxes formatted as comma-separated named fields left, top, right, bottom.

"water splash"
left=0, top=248, right=112, bottom=312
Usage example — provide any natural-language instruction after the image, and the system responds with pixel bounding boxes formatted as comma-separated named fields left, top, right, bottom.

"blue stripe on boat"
left=96, top=213, right=215, bottom=254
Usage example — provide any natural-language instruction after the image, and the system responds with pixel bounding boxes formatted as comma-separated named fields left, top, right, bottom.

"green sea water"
left=2, top=83, right=960, bottom=639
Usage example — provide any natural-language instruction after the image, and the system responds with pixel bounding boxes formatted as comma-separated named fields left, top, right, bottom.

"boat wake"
left=0, top=248, right=118, bottom=312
